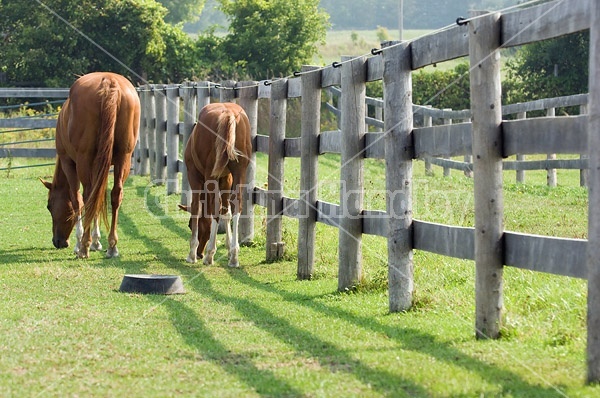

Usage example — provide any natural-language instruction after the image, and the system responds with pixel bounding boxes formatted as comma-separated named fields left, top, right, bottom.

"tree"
left=217, top=0, right=329, bottom=78
left=156, top=0, right=205, bottom=24
left=504, top=32, right=589, bottom=104
left=0, top=0, right=203, bottom=86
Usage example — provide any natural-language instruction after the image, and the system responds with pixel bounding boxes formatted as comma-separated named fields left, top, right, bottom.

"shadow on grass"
left=110, top=180, right=568, bottom=396
left=225, top=268, right=569, bottom=397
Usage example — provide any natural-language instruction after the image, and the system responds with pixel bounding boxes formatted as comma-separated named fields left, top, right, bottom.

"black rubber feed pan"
left=119, top=274, right=185, bottom=295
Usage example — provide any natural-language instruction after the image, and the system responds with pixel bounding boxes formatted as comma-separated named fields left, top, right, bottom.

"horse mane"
left=83, top=77, right=119, bottom=230
left=211, top=110, right=242, bottom=177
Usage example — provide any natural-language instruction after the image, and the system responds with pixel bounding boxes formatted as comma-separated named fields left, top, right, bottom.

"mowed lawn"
left=0, top=155, right=598, bottom=397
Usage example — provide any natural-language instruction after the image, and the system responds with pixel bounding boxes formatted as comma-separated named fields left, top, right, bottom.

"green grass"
left=0, top=155, right=597, bottom=397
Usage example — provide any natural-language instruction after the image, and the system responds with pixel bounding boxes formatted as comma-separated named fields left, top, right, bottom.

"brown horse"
left=41, top=72, right=140, bottom=258
left=179, top=102, right=252, bottom=267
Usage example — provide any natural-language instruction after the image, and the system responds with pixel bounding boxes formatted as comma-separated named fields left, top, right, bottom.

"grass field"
left=0, top=153, right=597, bottom=397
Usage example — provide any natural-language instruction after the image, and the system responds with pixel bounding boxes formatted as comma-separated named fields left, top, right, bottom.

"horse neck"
left=52, top=157, right=70, bottom=188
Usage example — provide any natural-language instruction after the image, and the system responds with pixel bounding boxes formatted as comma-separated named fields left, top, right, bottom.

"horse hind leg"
left=74, top=215, right=83, bottom=255
left=228, top=212, right=240, bottom=268
left=90, top=218, right=103, bottom=251
left=203, top=217, right=219, bottom=265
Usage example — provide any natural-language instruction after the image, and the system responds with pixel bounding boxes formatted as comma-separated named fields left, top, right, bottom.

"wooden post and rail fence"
left=2, top=0, right=600, bottom=382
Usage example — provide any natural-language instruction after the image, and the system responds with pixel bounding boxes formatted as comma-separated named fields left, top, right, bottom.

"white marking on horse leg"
left=222, top=208, right=232, bottom=250
left=186, top=223, right=199, bottom=264
left=74, top=216, right=83, bottom=254
left=228, top=213, right=240, bottom=268
left=203, top=218, right=219, bottom=265
left=90, top=218, right=103, bottom=251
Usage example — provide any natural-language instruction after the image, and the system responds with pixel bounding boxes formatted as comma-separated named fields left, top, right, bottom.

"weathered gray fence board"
left=504, top=232, right=587, bottom=279
left=255, top=134, right=269, bottom=154
left=502, top=94, right=588, bottom=115
left=284, top=137, right=301, bottom=158
left=0, top=148, right=56, bottom=158
left=503, top=115, right=587, bottom=156
left=413, top=220, right=475, bottom=260
left=362, top=210, right=387, bottom=236
left=427, top=157, right=473, bottom=172
left=321, top=66, right=341, bottom=87
left=503, top=158, right=587, bottom=170
left=319, top=130, right=342, bottom=154
left=414, top=123, right=472, bottom=158
left=253, top=187, right=268, bottom=208
left=364, top=132, right=385, bottom=159
left=0, top=118, right=56, bottom=129
left=502, top=0, right=590, bottom=48
left=411, top=24, right=469, bottom=69
left=366, top=56, right=384, bottom=82
left=282, top=197, right=300, bottom=218
left=0, top=88, right=69, bottom=98
left=316, top=200, right=341, bottom=228
left=287, top=78, right=302, bottom=98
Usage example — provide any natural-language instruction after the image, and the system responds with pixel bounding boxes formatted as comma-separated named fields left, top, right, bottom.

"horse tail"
left=84, top=76, right=119, bottom=231
left=211, top=110, right=241, bottom=177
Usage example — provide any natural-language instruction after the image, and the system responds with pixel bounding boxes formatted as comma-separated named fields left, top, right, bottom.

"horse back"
left=56, top=72, right=140, bottom=159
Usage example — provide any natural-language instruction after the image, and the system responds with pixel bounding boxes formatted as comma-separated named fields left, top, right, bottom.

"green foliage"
left=412, top=62, right=470, bottom=110
left=1, top=0, right=329, bottom=85
left=217, top=0, right=329, bottom=78
left=156, top=0, right=205, bottom=24
left=0, top=0, right=200, bottom=86
left=504, top=32, right=589, bottom=104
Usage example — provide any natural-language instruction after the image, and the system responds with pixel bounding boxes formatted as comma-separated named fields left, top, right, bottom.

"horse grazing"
left=41, top=72, right=140, bottom=258
left=179, top=102, right=251, bottom=267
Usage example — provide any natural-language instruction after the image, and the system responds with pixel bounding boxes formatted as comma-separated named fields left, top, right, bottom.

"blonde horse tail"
left=211, top=110, right=241, bottom=178
left=84, top=76, right=118, bottom=231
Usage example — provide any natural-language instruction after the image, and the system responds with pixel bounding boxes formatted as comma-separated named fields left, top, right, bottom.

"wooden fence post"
left=443, top=109, right=452, bottom=177
left=137, top=87, right=150, bottom=176
left=166, top=84, right=180, bottom=194
left=383, top=41, right=414, bottom=312
left=463, top=117, right=473, bottom=178
left=339, top=55, right=366, bottom=291
left=424, top=106, right=433, bottom=175
left=180, top=82, right=196, bottom=206
left=197, top=81, right=211, bottom=110
left=581, top=103, right=589, bottom=187
left=516, top=111, right=526, bottom=183
left=546, top=107, right=557, bottom=187
left=469, top=11, right=504, bottom=339
left=587, top=0, right=600, bottom=383
left=154, top=85, right=167, bottom=185
left=266, top=79, right=287, bottom=261
left=298, top=66, right=322, bottom=280
left=146, top=86, right=157, bottom=179
left=237, top=81, right=259, bottom=244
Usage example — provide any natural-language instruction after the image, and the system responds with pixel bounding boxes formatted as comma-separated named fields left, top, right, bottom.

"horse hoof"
left=91, top=242, right=103, bottom=251
left=186, top=256, right=197, bottom=264
left=77, top=251, right=89, bottom=259
left=228, top=261, right=240, bottom=268
left=203, top=257, right=213, bottom=265
left=106, top=247, right=119, bottom=258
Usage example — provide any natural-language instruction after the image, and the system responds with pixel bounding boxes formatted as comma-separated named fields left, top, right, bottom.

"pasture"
left=0, top=155, right=597, bottom=397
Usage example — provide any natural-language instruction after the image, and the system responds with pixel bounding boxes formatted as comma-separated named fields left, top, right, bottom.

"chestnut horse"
left=179, top=103, right=251, bottom=267
left=41, top=72, right=140, bottom=258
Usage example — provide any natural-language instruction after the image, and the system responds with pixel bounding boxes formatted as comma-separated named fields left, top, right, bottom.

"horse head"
left=41, top=179, right=77, bottom=249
